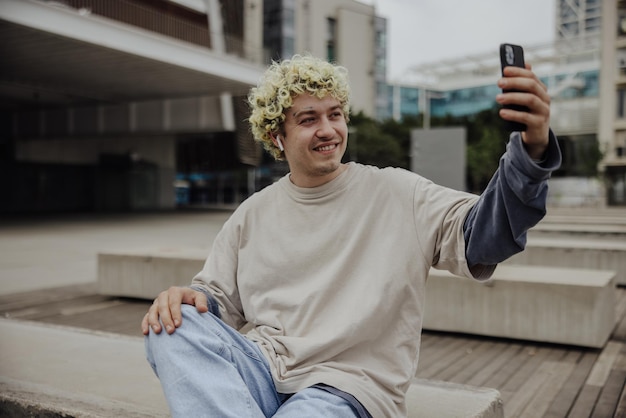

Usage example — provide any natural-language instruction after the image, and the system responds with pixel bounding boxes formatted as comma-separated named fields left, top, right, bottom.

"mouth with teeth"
left=314, top=144, right=338, bottom=152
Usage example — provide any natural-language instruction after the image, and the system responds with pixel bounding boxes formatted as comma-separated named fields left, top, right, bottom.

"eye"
left=300, top=117, right=315, bottom=125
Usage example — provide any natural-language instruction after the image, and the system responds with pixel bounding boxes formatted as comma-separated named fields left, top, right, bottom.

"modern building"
left=385, top=1, right=619, bottom=205
left=1, top=0, right=268, bottom=213
left=598, top=0, right=626, bottom=205
left=556, top=0, right=602, bottom=40
left=262, top=0, right=387, bottom=118
left=387, top=38, right=600, bottom=162
left=0, top=0, right=386, bottom=213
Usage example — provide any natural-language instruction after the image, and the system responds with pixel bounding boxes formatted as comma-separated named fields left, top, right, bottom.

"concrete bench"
left=529, top=222, right=626, bottom=240
left=407, top=379, right=503, bottom=418
left=98, top=247, right=207, bottom=299
left=0, top=319, right=503, bottom=418
left=99, top=248, right=617, bottom=348
left=423, top=265, right=616, bottom=348
left=504, top=237, right=626, bottom=285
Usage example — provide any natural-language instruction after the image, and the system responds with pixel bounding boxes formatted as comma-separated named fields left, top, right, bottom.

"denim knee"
left=144, top=304, right=214, bottom=371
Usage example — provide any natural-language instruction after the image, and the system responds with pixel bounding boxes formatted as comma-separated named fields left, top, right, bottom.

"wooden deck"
left=2, top=282, right=626, bottom=417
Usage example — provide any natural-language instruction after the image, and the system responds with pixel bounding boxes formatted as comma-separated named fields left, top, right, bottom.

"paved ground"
left=0, top=209, right=233, bottom=296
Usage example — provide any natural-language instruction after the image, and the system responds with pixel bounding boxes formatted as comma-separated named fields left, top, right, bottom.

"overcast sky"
left=357, top=0, right=556, bottom=80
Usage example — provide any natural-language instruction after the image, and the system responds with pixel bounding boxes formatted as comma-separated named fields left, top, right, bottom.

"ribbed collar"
left=278, top=162, right=358, bottom=202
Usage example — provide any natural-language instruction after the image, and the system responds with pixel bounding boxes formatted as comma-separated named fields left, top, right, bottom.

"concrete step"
left=0, top=319, right=503, bottom=418
left=97, top=247, right=207, bottom=300
left=504, top=237, right=626, bottom=285
left=0, top=318, right=168, bottom=418
left=98, top=247, right=618, bottom=347
left=424, top=265, right=616, bottom=348
left=406, top=379, right=503, bottom=418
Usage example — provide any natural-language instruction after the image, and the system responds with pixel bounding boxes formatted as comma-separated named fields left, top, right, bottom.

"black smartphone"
left=499, top=43, right=528, bottom=132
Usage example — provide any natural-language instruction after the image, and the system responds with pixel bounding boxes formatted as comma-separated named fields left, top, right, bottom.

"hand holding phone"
left=499, top=43, right=528, bottom=132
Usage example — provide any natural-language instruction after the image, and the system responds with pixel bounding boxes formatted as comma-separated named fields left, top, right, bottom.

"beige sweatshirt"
left=192, top=162, right=479, bottom=417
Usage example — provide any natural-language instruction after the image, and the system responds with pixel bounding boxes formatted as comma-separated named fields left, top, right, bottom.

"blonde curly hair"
left=247, top=54, right=351, bottom=160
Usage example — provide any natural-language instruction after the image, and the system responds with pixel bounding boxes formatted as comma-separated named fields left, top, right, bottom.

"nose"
left=316, top=116, right=334, bottom=139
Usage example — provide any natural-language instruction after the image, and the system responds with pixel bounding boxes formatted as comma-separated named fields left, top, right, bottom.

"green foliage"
left=463, top=106, right=507, bottom=192
left=573, top=137, right=603, bottom=177
left=346, top=112, right=408, bottom=168
left=346, top=105, right=600, bottom=193
left=466, top=125, right=506, bottom=192
left=348, top=108, right=509, bottom=189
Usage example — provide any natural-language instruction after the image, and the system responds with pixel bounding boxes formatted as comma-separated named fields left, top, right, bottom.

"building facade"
left=0, top=0, right=385, bottom=213
left=385, top=1, right=620, bottom=205
left=1, top=0, right=269, bottom=212
left=556, top=0, right=602, bottom=40
left=262, top=0, right=387, bottom=117
left=598, top=0, right=626, bottom=205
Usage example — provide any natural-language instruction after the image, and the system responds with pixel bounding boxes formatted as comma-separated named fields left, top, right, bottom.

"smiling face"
left=280, top=94, right=349, bottom=188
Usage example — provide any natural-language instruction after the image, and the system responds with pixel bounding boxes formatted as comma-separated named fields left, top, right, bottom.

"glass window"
left=283, top=36, right=294, bottom=58
left=617, top=49, right=626, bottom=74
left=617, top=88, right=626, bottom=119
left=326, top=18, right=336, bottom=62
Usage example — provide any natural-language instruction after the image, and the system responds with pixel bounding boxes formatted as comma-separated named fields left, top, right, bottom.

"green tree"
left=346, top=106, right=513, bottom=193
left=346, top=112, right=406, bottom=168
left=466, top=125, right=506, bottom=193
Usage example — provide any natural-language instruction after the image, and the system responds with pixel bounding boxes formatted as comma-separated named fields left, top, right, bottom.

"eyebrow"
left=292, top=107, right=314, bottom=118
left=292, top=105, right=342, bottom=118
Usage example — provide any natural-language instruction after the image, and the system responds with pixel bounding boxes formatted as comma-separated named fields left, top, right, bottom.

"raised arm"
left=463, top=64, right=562, bottom=279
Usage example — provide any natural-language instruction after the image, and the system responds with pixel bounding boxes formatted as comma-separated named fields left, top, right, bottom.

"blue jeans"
left=145, top=305, right=363, bottom=417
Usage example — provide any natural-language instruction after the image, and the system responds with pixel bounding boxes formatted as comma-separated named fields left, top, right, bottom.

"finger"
left=498, top=77, right=550, bottom=107
left=502, top=65, right=534, bottom=78
left=499, top=106, right=548, bottom=130
left=145, top=299, right=162, bottom=334
left=159, top=287, right=183, bottom=334
left=498, top=93, right=550, bottom=124
left=497, top=69, right=552, bottom=114
left=141, top=312, right=150, bottom=335
left=501, top=65, right=548, bottom=93
left=170, top=289, right=209, bottom=328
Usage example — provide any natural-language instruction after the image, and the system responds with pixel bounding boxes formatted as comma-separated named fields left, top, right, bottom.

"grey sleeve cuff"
left=507, top=130, right=561, bottom=180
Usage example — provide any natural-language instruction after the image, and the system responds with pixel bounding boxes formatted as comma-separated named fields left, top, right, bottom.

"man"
left=143, top=54, right=560, bottom=417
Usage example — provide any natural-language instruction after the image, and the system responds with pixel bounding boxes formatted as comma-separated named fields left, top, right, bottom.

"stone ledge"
left=97, top=247, right=208, bottom=299
left=0, top=319, right=503, bottom=418
left=424, top=265, right=616, bottom=348
left=505, top=237, right=626, bottom=285
left=406, top=379, right=503, bottom=418
left=98, top=248, right=618, bottom=348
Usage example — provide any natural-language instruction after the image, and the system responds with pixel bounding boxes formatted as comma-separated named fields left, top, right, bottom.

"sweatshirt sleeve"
left=463, top=130, right=562, bottom=279
left=190, top=215, right=248, bottom=330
